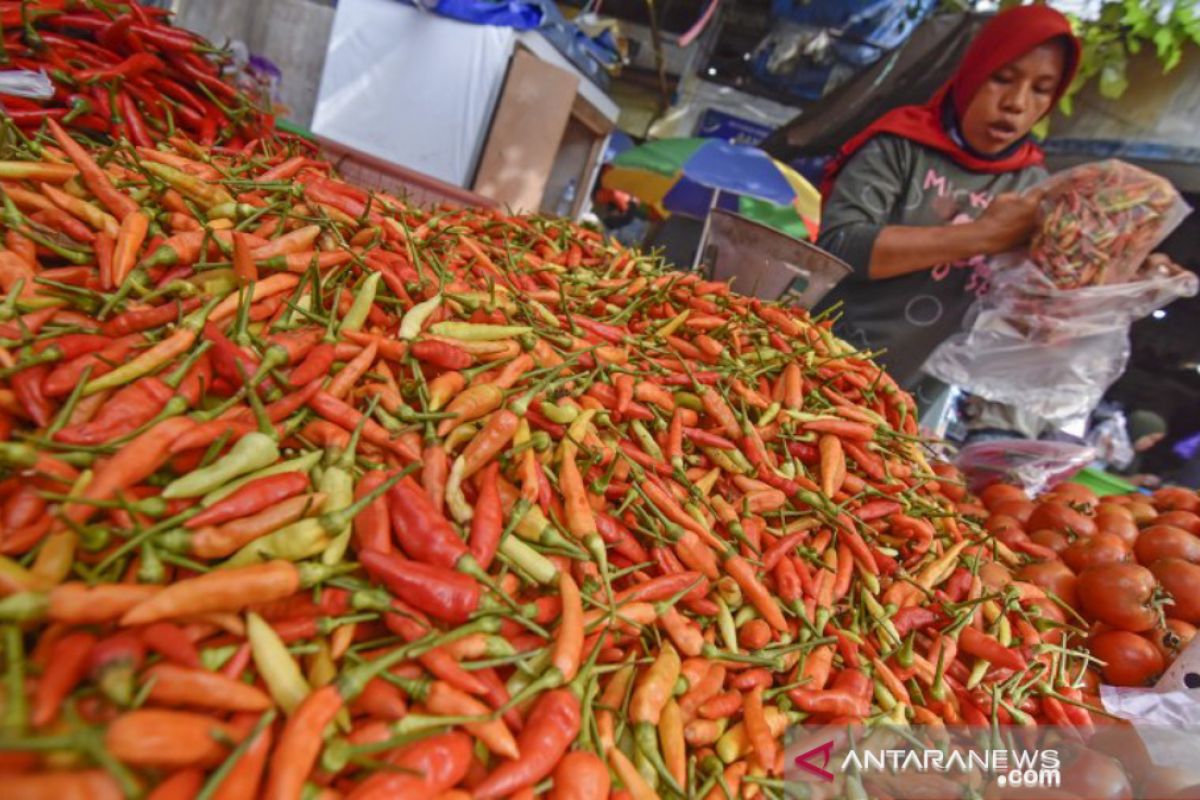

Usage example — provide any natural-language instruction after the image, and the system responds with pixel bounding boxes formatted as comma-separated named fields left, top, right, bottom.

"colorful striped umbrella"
left=601, top=137, right=821, bottom=240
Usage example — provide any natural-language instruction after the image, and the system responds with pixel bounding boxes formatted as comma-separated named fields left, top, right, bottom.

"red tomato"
left=980, top=483, right=1027, bottom=511
left=1077, top=563, right=1160, bottom=631
left=984, top=513, right=1025, bottom=536
left=1152, top=487, right=1200, bottom=514
left=1156, top=510, right=1200, bottom=535
left=1150, top=558, right=1200, bottom=624
left=1028, top=501, right=1097, bottom=538
left=1063, top=532, right=1131, bottom=573
left=991, top=498, right=1035, bottom=524
left=1089, top=630, right=1164, bottom=686
left=1016, top=561, right=1078, bottom=608
left=1058, top=749, right=1132, bottom=800
left=1147, top=618, right=1196, bottom=664
left=1095, top=511, right=1139, bottom=546
left=1096, top=502, right=1134, bottom=523
left=1128, top=501, right=1158, bottom=526
left=1029, top=528, right=1071, bottom=554
left=1049, top=482, right=1100, bottom=512
left=1134, top=525, right=1200, bottom=565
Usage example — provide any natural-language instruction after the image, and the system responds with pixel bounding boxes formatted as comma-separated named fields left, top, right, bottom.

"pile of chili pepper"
left=0, top=0, right=273, bottom=147
left=0, top=116, right=1104, bottom=799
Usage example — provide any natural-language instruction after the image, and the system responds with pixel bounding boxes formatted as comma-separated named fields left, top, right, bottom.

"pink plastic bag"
left=954, top=438, right=1096, bottom=497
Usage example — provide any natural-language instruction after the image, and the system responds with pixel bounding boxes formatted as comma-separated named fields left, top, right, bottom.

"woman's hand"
left=1139, top=252, right=1186, bottom=278
left=972, top=190, right=1042, bottom=254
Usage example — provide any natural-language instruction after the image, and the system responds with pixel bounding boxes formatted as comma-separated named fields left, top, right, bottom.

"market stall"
left=1, top=3, right=1199, bottom=800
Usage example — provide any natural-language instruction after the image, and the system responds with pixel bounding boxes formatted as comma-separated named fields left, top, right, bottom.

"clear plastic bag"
left=0, top=69, right=54, bottom=100
left=926, top=245, right=1198, bottom=423
left=954, top=438, right=1096, bottom=496
left=1031, top=160, right=1191, bottom=288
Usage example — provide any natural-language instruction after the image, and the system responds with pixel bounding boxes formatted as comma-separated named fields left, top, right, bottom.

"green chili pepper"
left=398, top=293, right=441, bottom=340
left=163, top=431, right=280, bottom=499
left=339, top=271, right=382, bottom=334
left=428, top=321, right=533, bottom=341
left=200, top=450, right=322, bottom=507
left=2, top=624, right=26, bottom=734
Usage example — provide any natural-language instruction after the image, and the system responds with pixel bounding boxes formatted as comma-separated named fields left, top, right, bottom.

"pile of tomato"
left=969, top=482, right=1200, bottom=688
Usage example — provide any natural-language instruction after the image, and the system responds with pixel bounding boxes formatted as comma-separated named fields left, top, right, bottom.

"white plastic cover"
left=312, top=0, right=514, bottom=187
left=0, top=69, right=54, bottom=99
left=926, top=259, right=1198, bottom=423
left=1101, top=636, right=1200, bottom=768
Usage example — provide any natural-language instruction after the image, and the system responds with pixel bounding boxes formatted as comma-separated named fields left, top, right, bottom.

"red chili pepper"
left=469, top=463, right=503, bottom=570
left=287, top=342, right=334, bottom=387
left=411, top=339, right=473, bottom=370
left=12, top=366, right=53, bottom=427
left=788, top=669, right=871, bottom=718
left=88, top=630, right=146, bottom=706
left=381, top=605, right=488, bottom=696
left=184, top=472, right=310, bottom=530
left=117, top=92, right=154, bottom=146
left=102, top=298, right=204, bottom=337
left=388, top=476, right=471, bottom=569
left=139, top=621, right=201, bottom=669
left=360, top=550, right=480, bottom=624
left=31, top=631, right=96, bottom=727
left=890, top=606, right=946, bottom=638
left=473, top=689, right=581, bottom=800
left=958, top=627, right=1026, bottom=672
left=54, top=377, right=174, bottom=445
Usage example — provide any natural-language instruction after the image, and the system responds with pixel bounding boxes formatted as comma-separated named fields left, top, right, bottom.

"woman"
left=815, top=5, right=1080, bottom=406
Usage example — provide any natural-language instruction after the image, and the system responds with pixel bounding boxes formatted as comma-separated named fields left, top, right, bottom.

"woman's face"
left=960, top=42, right=1066, bottom=155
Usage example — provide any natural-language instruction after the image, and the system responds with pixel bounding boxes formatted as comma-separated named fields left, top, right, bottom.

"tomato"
left=1139, top=768, right=1200, bottom=800
left=1156, top=510, right=1200, bottom=535
left=979, top=561, right=1012, bottom=591
left=982, top=785, right=1077, bottom=800
left=1089, top=630, right=1164, bottom=686
left=1063, top=532, right=1131, bottom=573
left=1058, top=749, right=1132, bottom=800
left=1028, top=501, right=1097, bottom=538
left=1096, top=502, right=1134, bottom=523
left=1147, top=618, right=1196, bottom=664
left=1133, top=525, right=1200, bottom=565
left=1095, top=510, right=1139, bottom=546
left=1077, top=563, right=1159, bottom=631
left=1029, top=528, right=1071, bottom=553
left=1127, top=500, right=1158, bottom=526
left=991, top=498, right=1035, bottom=524
left=955, top=501, right=988, bottom=519
left=1152, top=487, right=1200, bottom=514
left=1049, top=482, right=1100, bottom=512
left=1016, top=561, right=1078, bottom=608
left=984, top=513, right=1025, bottom=536
left=1150, top=558, right=1200, bottom=624
left=980, top=483, right=1027, bottom=511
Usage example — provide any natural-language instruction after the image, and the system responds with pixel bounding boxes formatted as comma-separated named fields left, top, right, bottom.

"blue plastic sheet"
left=401, top=0, right=619, bottom=88
left=420, top=0, right=543, bottom=30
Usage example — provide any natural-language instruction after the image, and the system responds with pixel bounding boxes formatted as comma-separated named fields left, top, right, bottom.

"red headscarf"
left=821, top=5, right=1080, bottom=196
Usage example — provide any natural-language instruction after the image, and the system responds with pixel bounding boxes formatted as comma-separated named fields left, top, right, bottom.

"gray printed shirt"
left=815, top=134, right=1045, bottom=389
